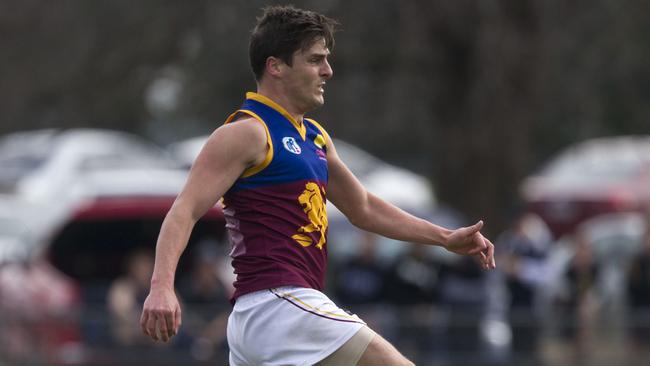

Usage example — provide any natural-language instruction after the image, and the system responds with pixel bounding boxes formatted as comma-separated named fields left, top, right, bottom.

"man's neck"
left=256, top=85, right=304, bottom=123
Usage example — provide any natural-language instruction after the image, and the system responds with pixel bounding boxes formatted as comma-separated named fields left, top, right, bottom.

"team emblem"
left=292, top=182, right=328, bottom=249
left=282, top=137, right=302, bottom=154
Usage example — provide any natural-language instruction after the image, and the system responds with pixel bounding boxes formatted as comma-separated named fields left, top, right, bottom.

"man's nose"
left=321, top=60, right=333, bottom=79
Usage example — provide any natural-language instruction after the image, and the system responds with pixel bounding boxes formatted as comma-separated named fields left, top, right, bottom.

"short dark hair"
left=249, top=5, right=338, bottom=81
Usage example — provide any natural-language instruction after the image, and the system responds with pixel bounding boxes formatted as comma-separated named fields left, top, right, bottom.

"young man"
left=140, top=6, right=496, bottom=365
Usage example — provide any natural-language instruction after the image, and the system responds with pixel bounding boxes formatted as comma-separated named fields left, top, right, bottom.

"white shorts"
left=227, top=286, right=366, bottom=366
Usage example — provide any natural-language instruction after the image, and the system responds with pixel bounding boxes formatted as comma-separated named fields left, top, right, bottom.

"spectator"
left=386, top=243, right=442, bottom=305
left=385, top=243, right=444, bottom=364
left=332, top=232, right=389, bottom=307
left=497, top=213, right=552, bottom=363
left=106, top=248, right=155, bottom=347
left=626, top=221, right=650, bottom=347
left=176, top=240, right=232, bottom=362
left=439, top=254, right=487, bottom=363
left=556, top=231, right=600, bottom=359
left=330, top=231, right=392, bottom=337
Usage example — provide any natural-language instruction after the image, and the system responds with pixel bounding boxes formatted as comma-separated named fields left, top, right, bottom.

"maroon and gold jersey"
left=223, top=92, right=330, bottom=301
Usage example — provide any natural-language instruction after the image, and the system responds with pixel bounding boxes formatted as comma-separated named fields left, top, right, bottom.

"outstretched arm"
left=140, top=119, right=268, bottom=342
left=326, top=138, right=495, bottom=269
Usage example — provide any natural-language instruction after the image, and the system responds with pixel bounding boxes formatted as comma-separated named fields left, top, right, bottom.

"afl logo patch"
left=282, top=137, right=302, bottom=154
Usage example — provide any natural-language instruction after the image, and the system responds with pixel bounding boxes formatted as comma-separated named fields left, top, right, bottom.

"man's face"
left=282, top=38, right=333, bottom=113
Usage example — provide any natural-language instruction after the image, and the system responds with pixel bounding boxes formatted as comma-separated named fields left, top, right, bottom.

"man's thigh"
left=356, top=332, right=414, bottom=366
left=318, top=325, right=414, bottom=366
left=316, top=326, right=375, bottom=366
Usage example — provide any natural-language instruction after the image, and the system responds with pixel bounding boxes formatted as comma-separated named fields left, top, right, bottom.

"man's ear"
left=265, top=56, right=284, bottom=78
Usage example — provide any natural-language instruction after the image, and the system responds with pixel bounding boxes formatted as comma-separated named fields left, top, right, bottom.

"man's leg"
left=316, top=326, right=374, bottom=366
left=317, top=325, right=414, bottom=366
left=356, top=332, right=415, bottom=366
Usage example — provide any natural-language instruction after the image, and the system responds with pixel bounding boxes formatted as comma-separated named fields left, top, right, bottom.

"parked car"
left=520, top=136, right=650, bottom=238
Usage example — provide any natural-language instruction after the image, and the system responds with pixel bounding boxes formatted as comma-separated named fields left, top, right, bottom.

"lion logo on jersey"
left=292, top=182, right=328, bottom=250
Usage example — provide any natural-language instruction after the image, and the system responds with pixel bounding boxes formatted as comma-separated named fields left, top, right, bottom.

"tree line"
left=1, top=0, right=648, bottom=233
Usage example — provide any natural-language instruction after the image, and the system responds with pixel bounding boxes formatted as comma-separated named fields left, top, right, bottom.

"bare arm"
left=326, top=137, right=495, bottom=269
left=140, top=118, right=267, bottom=342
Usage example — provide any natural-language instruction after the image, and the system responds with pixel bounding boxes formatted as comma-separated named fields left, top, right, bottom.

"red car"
left=521, top=136, right=650, bottom=238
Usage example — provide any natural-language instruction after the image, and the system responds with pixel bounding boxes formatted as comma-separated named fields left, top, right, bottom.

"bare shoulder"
left=200, top=117, right=268, bottom=166
left=213, top=117, right=266, bottom=143
left=323, top=132, right=342, bottom=162
left=224, top=116, right=267, bottom=140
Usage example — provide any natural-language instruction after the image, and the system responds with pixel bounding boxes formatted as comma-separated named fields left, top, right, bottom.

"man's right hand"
left=140, top=287, right=182, bottom=342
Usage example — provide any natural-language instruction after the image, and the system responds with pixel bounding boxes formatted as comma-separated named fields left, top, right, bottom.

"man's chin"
left=296, top=95, right=325, bottom=114
left=304, top=97, right=325, bottom=112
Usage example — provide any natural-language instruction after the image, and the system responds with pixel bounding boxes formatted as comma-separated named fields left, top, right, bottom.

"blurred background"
left=0, top=0, right=648, bottom=365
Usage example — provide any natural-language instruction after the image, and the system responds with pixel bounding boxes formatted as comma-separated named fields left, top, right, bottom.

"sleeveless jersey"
left=222, top=92, right=330, bottom=301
